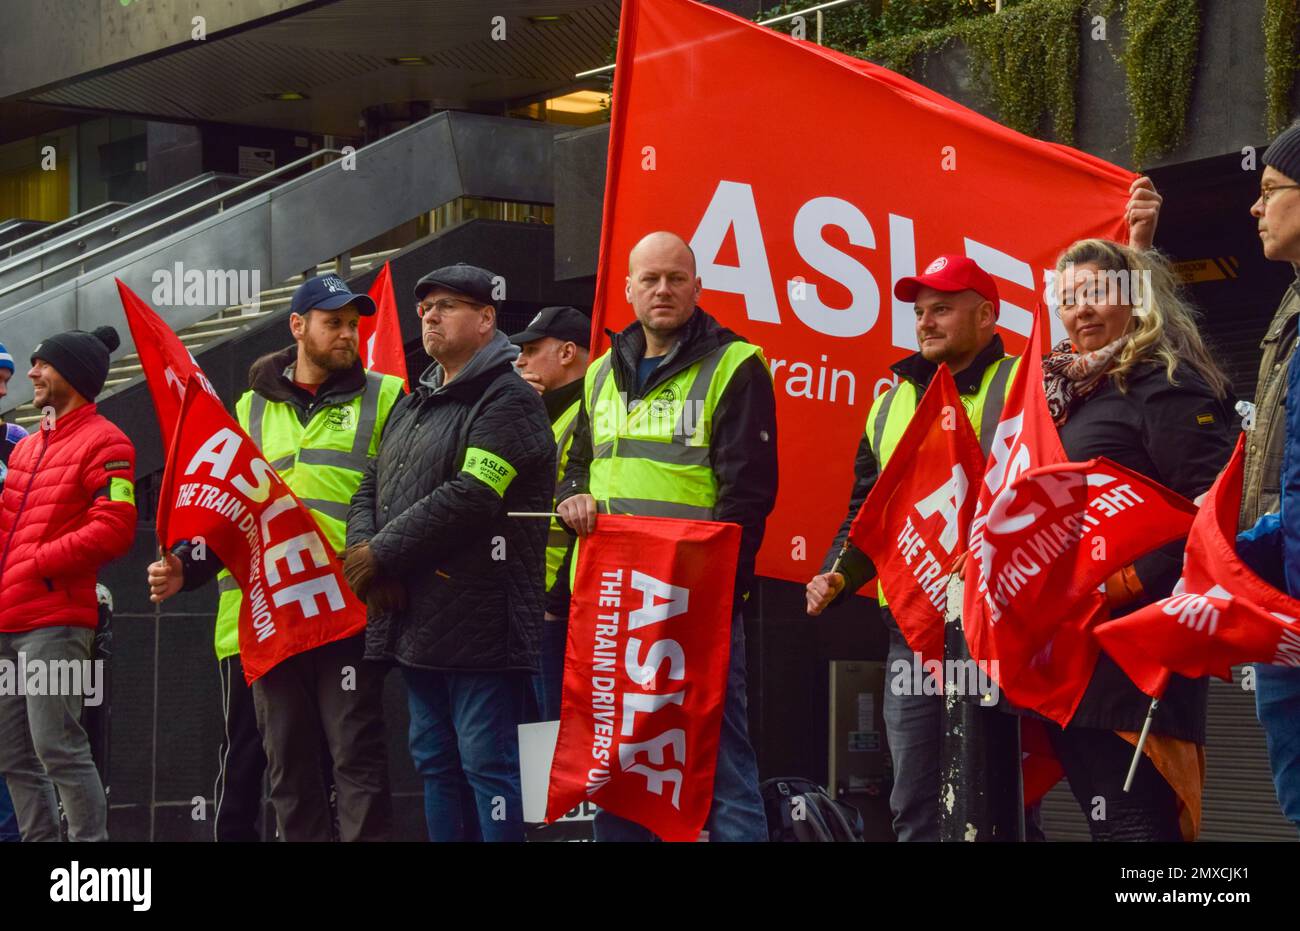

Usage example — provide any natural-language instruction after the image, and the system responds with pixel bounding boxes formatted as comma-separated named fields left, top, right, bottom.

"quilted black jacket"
left=347, top=331, right=555, bottom=672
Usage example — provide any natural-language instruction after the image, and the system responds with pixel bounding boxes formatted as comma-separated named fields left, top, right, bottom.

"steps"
left=8, top=250, right=397, bottom=430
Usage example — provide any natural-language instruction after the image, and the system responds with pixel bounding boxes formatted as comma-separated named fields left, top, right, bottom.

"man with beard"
left=147, top=275, right=405, bottom=841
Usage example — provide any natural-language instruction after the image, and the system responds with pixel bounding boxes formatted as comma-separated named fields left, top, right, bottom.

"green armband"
left=462, top=447, right=517, bottom=497
left=108, top=476, right=136, bottom=505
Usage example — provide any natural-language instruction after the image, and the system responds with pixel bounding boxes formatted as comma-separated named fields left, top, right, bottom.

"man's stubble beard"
left=305, top=339, right=357, bottom=373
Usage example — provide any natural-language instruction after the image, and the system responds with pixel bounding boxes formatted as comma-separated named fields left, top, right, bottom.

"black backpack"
left=760, top=777, right=865, bottom=842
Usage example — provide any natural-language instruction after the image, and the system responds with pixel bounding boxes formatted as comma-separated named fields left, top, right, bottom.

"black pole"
left=938, top=575, right=1024, bottom=841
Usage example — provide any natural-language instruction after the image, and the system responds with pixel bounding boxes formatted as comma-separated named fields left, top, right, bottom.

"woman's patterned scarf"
left=1042, top=334, right=1130, bottom=426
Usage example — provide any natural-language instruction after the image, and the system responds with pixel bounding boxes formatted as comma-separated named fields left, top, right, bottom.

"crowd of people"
left=3, top=119, right=1300, bottom=842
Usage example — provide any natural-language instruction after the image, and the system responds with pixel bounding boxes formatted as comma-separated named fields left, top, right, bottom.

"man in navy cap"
left=148, top=275, right=406, bottom=841
left=510, top=307, right=591, bottom=721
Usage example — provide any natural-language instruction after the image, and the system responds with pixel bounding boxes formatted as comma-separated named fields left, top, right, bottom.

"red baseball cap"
left=894, top=254, right=1000, bottom=317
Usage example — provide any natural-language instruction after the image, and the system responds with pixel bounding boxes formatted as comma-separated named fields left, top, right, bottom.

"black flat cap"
left=414, top=263, right=498, bottom=306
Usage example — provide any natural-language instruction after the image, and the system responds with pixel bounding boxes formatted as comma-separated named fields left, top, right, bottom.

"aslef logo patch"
left=50, top=861, right=151, bottom=912
left=924, top=256, right=949, bottom=275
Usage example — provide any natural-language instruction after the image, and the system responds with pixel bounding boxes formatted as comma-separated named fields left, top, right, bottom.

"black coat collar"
left=891, top=334, right=1008, bottom=395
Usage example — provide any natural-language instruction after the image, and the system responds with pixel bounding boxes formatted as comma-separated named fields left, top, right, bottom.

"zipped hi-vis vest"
left=213, top=370, right=404, bottom=660
left=586, top=339, right=767, bottom=518
left=569, top=340, right=768, bottom=588
left=863, top=354, right=1019, bottom=608
left=545, top=396, right=581, bottom=592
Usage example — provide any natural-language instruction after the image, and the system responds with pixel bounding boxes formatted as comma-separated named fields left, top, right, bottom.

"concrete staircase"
left=8, top=249, right=397, bottom=430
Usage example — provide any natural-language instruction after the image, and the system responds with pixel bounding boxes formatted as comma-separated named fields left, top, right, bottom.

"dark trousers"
left=1047, top=724, right=1183, bottom=841
left=251, top=634, right=392, bottom=842
left=532, top=616, right=569, bottom=722
left=214, top=654, right=268, bottom=841
left=881, top=608, right=1043, bottom=841
left=881, top=609, right=941, bottom=841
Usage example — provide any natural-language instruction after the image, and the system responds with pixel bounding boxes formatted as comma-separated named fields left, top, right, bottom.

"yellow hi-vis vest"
left=213, top=370, right=404, bottom=660
left=864, top=354, right=1019, bottom=608
left=587, top=339, right=766, bottom=518
left=544, top=396, right=581, bottom=592
left=567, top=340, right=768, bottom=590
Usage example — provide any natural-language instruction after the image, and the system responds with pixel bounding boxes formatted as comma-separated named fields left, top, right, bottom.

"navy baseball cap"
left=414, top=263, right=498, bottom=306
left=509, top=306, right=590, bottom=349
left=290, top=275, right=376, bottom=317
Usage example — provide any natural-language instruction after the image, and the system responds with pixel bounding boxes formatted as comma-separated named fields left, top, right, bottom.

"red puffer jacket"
left=0, top=403, right=137, bottom=632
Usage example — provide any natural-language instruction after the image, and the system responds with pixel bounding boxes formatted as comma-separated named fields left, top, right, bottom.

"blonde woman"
left=1041, top=240, right=1235, bottom=841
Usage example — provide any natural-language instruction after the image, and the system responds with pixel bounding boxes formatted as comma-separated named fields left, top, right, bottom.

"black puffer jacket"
left=347, top=331, right=554, bottom=672
left=1056, top=361, right=1236, bottom=742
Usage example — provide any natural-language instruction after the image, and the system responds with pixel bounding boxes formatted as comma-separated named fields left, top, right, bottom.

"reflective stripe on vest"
left=571, top=340, right=767, bottom=590
left=213, top=369, right=403, bottom=659
left=867, top=355, right=1019, bottom=468
left=862, top=354, right=1019, bottom=608
left=544, top=397, right=582, bottom=592
left=585, top=340, right=765, bottom=517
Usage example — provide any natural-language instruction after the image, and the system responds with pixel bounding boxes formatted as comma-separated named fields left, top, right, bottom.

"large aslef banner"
left=156, top=375, right=367, bottom=683
left=546, top=514, right=739, bottom=841
left=592, top=0, right=1136, bottom=584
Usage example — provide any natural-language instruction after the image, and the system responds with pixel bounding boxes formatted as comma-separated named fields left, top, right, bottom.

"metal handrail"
left=0, top=148, right=343, bottom=300
left=574, top=0, right=863, bottom=77
left=1, top=173, right=220, bottom=259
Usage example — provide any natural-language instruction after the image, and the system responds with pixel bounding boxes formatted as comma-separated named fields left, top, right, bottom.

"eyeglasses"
left=1259, top=184, right=1300, bottom=206
left=415, top=298, right=483, bottom=319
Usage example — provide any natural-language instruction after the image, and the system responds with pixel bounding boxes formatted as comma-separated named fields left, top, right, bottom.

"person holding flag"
left=509, top=305, right=590, bottom=721
left=147, top=274, right=405, bottom=842
left=805, top=253, right=1017, bottom=842
left=806, top=180, right=1163, bottom=842
left=1038, top=239, right=1234, bottom=840
left=556, top=230, right=779, bottom=842
left=0, top=326, right=136, bottom=842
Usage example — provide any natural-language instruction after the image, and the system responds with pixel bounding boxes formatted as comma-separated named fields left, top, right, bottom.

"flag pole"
left=1123, top=697, right=1159, bottom=792
left=829, top=542, right=848, bottom=577
left=507, top=511, right=559, bottom=518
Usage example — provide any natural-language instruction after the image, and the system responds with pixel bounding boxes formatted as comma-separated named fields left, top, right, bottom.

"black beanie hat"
left=1264, top=124, right=1300, bottom=183
left=30, top=326, right=121, bottom=402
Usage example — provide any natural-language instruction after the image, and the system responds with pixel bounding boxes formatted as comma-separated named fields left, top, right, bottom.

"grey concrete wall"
left=0, top=0, right=323, bottom=100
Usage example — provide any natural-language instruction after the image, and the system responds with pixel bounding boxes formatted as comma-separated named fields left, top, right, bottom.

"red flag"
left=546, top=515, right=739, bottom=841
left=358, top=262, right=409, bottom=390
left=961, top=306, right=1101, bottom=726
left=848, top=365, right=983, bottom=665
left=116, top=278, right=218, bottom=448
left=1094, top=436, right=1300, bottom=696
left=973, top=456, right=1197, bottom=647
left=592, top=0, right=1136, bottom=586
left=157, top=375, right=367, bottom=683
left=1021, top=718, right=1065, bottom=807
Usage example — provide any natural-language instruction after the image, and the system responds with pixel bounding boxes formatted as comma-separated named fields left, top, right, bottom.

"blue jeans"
left=594, top=609, right=766, bottom=842
left=401, top=667, right=527, bottom=842
left=532, top=617, right=569, bottom=722
left=1255, top=663, right=1300, bottom=829
left=0, top=777, right=19, bottom=841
